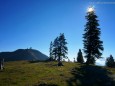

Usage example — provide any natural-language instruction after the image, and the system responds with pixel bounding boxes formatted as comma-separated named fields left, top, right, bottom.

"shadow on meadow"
left=67, top=65, right=115, bottom=86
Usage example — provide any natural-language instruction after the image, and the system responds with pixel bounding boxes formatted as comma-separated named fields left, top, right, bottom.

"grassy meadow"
left=0, top=61, right=115, bottom=86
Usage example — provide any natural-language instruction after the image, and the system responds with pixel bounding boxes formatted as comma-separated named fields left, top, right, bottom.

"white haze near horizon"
left=66, top=57, right=106, bottom=66
left=96, top=58, right=106, bottom=66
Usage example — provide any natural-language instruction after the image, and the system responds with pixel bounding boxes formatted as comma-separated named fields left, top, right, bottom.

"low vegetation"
left=0, top=61, right=115, bottom=86
left=0, top=61, right=77, bottom=86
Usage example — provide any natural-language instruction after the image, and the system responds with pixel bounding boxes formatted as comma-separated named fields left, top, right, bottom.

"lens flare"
left=87, top=6, right=94, bottom=12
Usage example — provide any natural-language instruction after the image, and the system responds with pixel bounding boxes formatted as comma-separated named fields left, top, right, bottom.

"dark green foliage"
left=83, top=9, right=104, bottom=65
left=77, top=49, right=84, bottom=63
left=52, top=37, right=59, bottom=60
left=57, top=33, right=68, bottom=62
left=50, top=33, right=68, bottom=66
left=106, top=55, right=115, bottom=67
left=49, top=41, right=54, bottom=61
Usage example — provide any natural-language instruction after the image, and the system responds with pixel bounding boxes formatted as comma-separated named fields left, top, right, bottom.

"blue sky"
left=0, top=0, right=115, bottom=64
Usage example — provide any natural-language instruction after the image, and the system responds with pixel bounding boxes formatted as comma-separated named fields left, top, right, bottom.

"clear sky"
left=0, top=0, right=115, bottom=65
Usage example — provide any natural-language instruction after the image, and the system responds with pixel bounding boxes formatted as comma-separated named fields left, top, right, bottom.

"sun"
left=87, top=6, right=94, bottom=12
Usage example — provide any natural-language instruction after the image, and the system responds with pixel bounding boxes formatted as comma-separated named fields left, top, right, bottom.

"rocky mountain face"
left=0, top=49, right=49, bottom=61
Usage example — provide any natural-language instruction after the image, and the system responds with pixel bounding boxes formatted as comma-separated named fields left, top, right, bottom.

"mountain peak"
left=0, top=49, right=48, bottom=61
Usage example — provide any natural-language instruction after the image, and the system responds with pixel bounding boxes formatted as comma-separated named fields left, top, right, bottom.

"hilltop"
left=0, top=49, right=48, bottom=61
left=0, top=61, right=115, bottom=86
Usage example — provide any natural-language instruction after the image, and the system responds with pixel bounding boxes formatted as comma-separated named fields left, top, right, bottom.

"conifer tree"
left=52, top=37, right=59, bottom=60
left=50, top=33, right=68, bottom=65
left=57, top=33, right=68, bottom=66
left=49, top=41, right=53, bottom=61
left=83, top=7, right=104, bottom=65
left=106, top=55, right=115, bottom=67
left=77, top=49, right=84, bottom=63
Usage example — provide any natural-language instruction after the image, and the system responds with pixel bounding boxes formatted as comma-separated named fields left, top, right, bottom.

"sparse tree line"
left=49, top=7, right=104, bottom=66
left=49, top=7, right=115, bottom=68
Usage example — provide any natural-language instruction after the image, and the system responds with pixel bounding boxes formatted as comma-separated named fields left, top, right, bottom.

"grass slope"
left=0, top=61, right=115, bottom=86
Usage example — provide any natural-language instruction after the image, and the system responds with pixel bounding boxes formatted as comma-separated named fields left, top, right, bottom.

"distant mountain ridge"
left=0, top=49, right=49, bottom=61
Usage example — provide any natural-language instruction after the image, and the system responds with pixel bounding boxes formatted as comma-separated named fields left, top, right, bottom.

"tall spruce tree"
left=83, top=7, right=104, bottom=65
left=57, top=33, right=68, bottom=66
left=49, top=41, right=53, bottom=61
left=77, top=49, right=84, bottom=63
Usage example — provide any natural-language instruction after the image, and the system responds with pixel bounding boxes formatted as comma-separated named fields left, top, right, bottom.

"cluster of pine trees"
left=106, top=55, right=115, bottom=67
left=49, top=33, right=68, bottom=66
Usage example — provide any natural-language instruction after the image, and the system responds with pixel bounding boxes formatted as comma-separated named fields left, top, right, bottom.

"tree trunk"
left=58, top=56, right=63, bottom=66
left=86, top=54, right=91, bottom=65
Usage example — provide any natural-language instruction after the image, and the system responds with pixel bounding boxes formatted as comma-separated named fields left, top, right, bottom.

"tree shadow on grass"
left=67, top=65, right=115, bottom=86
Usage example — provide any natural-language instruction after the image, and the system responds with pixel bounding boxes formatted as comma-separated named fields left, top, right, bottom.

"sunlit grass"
left=0, top=61, right=115, bottom=86
left=0, top=61, right=79, bottom=86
